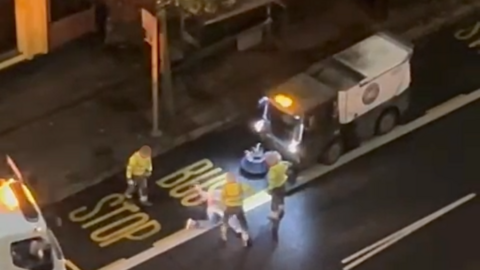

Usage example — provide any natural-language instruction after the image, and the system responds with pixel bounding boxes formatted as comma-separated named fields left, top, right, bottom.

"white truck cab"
left=254, top=32, right=413, bottom=166
left=0, top=179, right=66, bottom=270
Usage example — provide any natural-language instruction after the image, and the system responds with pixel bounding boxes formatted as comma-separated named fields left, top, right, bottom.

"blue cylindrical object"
left=240, top=155, right=268, bottom=175
left=240, top=144, right=268, bottom=176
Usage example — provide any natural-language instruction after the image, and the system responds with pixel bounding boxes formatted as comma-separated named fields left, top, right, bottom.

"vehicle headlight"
left=287, top=141, right=299, bottom=153
left=253, top=120, right=265, bottom=132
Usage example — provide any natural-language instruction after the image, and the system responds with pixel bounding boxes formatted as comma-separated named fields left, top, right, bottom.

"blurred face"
left=225, top=173, right=236, bottom=183
left=139, top=146, right=151, bottom=158
left=265, top=155, right=279, bottom=167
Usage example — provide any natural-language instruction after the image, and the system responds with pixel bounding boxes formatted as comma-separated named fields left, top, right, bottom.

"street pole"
left=158, top=6, right=175, bottom=119
left=150, top=14, right=162, bottom=137
left=142, top=8, right=162, bottom=136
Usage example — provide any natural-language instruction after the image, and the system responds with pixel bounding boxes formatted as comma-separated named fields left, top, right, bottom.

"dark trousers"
left=125, top=175, right=148, bottom=201
left=270, top=185, right=286, bottom=212
left=222, top=206, right=248, bottom=233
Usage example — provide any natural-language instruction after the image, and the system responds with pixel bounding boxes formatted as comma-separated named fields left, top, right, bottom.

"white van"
left=254, top=32, right=413, bottom=166
left=0, top=179, right=66, bottom=270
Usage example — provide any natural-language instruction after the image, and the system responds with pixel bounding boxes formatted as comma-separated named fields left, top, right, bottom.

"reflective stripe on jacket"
left=221, top=182, right=244, bottom=207
left=267, top=161, right=290, bottom=190
left=126, top=152, right=152, bottom=179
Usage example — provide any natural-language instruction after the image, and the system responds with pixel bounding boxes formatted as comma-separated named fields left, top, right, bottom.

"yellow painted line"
left=100, top=191, right=272, bottom=270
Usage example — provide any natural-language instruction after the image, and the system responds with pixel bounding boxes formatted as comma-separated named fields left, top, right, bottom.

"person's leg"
left=233, top=207, right=250, bottom=246
left=234, top=208, right=249, bottom=232
left=269, top=188, right=281, bottom=218
left=124, top=180, right=136, bottom=199
left=269, top=187, right=285, bottom=220
left=138, top=177, right=151, bottom=205
left=193, top=208, right=221, bottom=229
left=208, top=207, right=223, bottom=224
left=227, top=215, right=243, bottom=234
left=221, top=207, right=233, bottom=241
left=277, top=188, right=285, bottom=216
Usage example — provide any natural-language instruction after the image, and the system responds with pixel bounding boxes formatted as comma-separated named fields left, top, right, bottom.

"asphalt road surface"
left=355, top=199, right=480, bottom=270
left=45, top=12, right=480, bottom=270
left=127, top=88, right=480, bottom=270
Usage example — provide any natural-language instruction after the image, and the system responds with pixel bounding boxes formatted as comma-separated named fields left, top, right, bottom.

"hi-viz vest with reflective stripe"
left=221, top=182, right=244, bottom=207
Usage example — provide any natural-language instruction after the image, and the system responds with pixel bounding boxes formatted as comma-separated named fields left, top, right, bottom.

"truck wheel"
left=321, top=139, right=344, bottom=165
left=376, top=108, right=399, bottom=135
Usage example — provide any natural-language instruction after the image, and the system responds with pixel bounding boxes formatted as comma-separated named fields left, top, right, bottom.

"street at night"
left=3, top=0, right=480, bottom=270
left=40, top=12, right=480, bottom=270
left=120, top=96, right=480, bottom=270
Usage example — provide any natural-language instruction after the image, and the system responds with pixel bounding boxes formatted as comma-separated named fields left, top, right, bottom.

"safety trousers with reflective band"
left=222, top=182, right=243, bottom=207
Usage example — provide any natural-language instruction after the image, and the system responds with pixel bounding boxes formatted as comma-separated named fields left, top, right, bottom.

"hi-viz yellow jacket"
left=221, top=182, right=244, bottom=207
left=126, top=152, right=152, bottom=179
left=267, top=161, right=290, bottom=190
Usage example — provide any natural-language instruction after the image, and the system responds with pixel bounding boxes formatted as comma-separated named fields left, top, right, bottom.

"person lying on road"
left=185, top=184, right=243, bottom=234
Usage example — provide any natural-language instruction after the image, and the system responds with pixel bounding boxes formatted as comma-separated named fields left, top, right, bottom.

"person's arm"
left=267, top=169, right=278, bottom=190
left=194, top=185, right=209, bottom=200
left=146, top=158, right=153, bottom=176
left=280, top=161, right=292, bottom=168
left=126, top=156, right=135, bottom=179
left=240, top=183, right=255, bottom=196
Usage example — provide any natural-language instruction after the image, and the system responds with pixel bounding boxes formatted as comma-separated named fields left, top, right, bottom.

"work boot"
left=185, top=219, right=197, bottom=229
left=140, top=200, right=152, bottom=206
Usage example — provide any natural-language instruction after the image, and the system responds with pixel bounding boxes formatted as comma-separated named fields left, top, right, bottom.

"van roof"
left=333, top=32, right=412, bottom=79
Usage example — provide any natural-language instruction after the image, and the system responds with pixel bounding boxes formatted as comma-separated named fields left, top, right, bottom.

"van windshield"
left=267, top=103, right=302, bottom=141
left=11, top=237, right=54, bottom=270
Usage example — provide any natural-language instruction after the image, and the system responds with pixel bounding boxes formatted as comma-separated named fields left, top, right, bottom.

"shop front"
left=0, top=0, right=48, bottom=70
left=0, top=0, right=95, bottom=71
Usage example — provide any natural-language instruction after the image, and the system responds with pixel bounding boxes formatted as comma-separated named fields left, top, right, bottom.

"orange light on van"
left=274, top=94, right=293, bottom=108
left=0, top=179, right=19, bottom=210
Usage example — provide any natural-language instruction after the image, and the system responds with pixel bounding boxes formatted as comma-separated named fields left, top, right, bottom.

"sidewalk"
left=0, top=0, right=477, bottom=205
